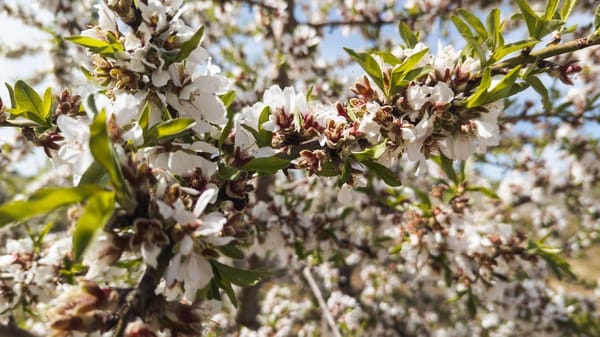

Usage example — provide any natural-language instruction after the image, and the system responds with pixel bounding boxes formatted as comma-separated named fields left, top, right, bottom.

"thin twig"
left=303, top=267, right=342, bottom=337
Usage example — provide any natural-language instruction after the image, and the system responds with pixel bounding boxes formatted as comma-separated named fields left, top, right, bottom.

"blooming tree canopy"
left=0, top=1, right=600, bottom=337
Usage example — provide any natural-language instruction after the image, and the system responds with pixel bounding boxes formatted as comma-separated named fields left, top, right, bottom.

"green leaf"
left=0, top=186, right=99, bottom=227
left=86, top=93, right=99, bottom=115
left=216, top=244, right=245, bottom=259
left=138, top=101, right=151, bottom=131
left=89, top=110, right=129, bottom=196
left=403, top=66, right=433, bottom=82
left=486, top=8, right=503, bottom=50
left=316, top=161, right=339, bottom=177
left=431, top=153, right=458, bottom=185
left=467, top=66, right=522, bottom=108
left=72, top=191, right=115, bottom=260
left=525, top=74, right=550, bottom=110
left=389, top=244, right=402, bottom=254
left=220, top=90, right=236, bottom=108
left=210, top=260, right=271, bottom=287
left=491, top=40, right=538, bottom=62
left=344, top=47, right=384, bottom=91
left=258, top=106, right=273, bottom=147
left=398, top=21, right=418, bottom=48
left=5, top=83, right=16, bottom=107
left=336, top=160, right=351, bottom=187
left=515, top=0, right=541, bottom=39
left=351, top=141, right=387, bottom=161
left=145, top=118, right=195, bottom=145
left=595, top=5, right=600, bottom=31
left=543, top=0, right=559, bottom=21
left=465, top=186, right=500, bottom=200
left=451, top=15, right=475, bottom=41
left=395, top=48, right=429, bottom=75
left=242, top=156, right=290, bottom=174
left=485, top=65, right=522, bottom=102
left=78, top=161, right=108, bottom=186
left=527, top=240, right=576, bottom=280
left=467, top=288, right=478, bottom=317
left=414, top=188, right=432, bottom=216
left=457, top=8, right=488, bottom=43
left=466, top=68, right=492, bottom=108
left=12, top=80, right=46, bottom=125
left=41, top=87, right=52, bottom=121
left=360, top=160, right=402, bottom=187
left=559, top=0, right=576, bottom=21
left=174, top=26, right=205, bottom=63
left=65, top=35, right=123, bottom=56
left=373, top=51, right=403, bottom=66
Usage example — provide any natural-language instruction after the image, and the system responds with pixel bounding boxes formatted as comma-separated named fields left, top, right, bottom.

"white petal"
left=152, top=69, right=171, bottom=87
left=193, top=184, right=219, bottom=216
left=197, top=212, right=226, bottom=236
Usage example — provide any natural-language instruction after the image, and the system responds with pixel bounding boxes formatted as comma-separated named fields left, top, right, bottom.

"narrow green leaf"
left=78, top=161, right=108, bottom=186
left=86, top=93, right=99, bottom=115
left=525, top=75, right=550, bottom=110
left=220, top=90, right=236, bottom=108
left=344, top=47, right=384, bottom=91
left=89, top=110, right=128, bottom=195
left=457, top=9, right=488, bottom=42
left=527, top=240, right=576, bottom=280
left=465, top=68, right=492, bottom=108
left=404, top=66, right=433, bottom=82
left=491, top=40, right=538, bottom=61
left=360, top=160, right=402, bottom=187
left=486, top=8, right=503, bottom=50
left=485, top=65, right=522, bottom=102
left=5, top=83, right=16, bottom=107
left=174, top=26, right=205, bottom=63
left=72, top=191, right=115, bottom=260
left=0, top=186, right=99, bottom=227
left=258, top=106, right=273, bottom=147
left=543, top=0, right=559, bottom=21
left=210, top=260, right=271, bottom=287
left=398, top=21, right=418, bottom=48
left=65, top=35, right=123, bottom=56
left=414, top=188, right=432, bottom=216
left=559, top=0, right=576, bottom=21
left=595, top=5, right=600, bottom=31
left=145, top=118, right=195, bottom=144
left=389, top=244, right=402, bottom=254
left=515, top=0, right=541, bottom=39
left=395, top=48, right=429, bottom=74
left=216, top=244, right=245, bottom=259
left=138, top=101, right=151, bottom=131
left=242, top=156, right=290, bottom=174
left=467, top=288, right=478, bottom=317
left=41, top=87, right=52, bottom=121
left=373, top=51, right=403, bottom=66
left=465, top=186, right=500, bottom=200
left=451, top=15, right=475, bottom=41
left=467, top=66, right=521, bottom=107
left=431, top=154, right=458, bottom=185
left=336, top=160, right=351, bottom=187
left=351, top=141, right=388, bottom=161
left=316, top=161, right=339, bottom=177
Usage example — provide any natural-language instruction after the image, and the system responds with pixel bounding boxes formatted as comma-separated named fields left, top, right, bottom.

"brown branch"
left=301, top=17, right=397, bottom=30
left=492, top=35, right=600, bottom=72
left=111, top=246, right=173, bottom=337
